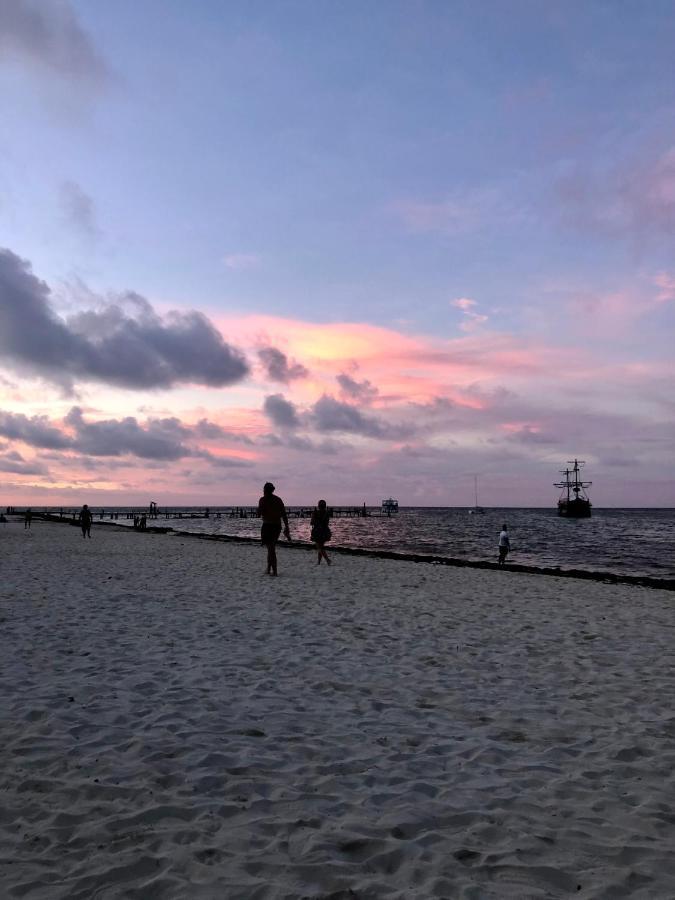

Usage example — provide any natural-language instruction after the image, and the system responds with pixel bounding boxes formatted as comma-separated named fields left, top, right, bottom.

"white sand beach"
left=2, top=519, right=675, bottom=899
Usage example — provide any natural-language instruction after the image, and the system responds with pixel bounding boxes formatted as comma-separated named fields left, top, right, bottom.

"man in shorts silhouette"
left=257, top=482, right=290, bottom=576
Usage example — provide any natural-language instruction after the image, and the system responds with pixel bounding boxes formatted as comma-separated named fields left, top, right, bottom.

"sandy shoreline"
left=34, top=513, right=675, bottom=592
left=2, top=520, right=675, bottom=898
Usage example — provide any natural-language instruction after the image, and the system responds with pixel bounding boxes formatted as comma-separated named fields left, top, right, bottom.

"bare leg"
left=316, top=543, right=330, bottom=565
left=266, top=542, right=278, bottom=575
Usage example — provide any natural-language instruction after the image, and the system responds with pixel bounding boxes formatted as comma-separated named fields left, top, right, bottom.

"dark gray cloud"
left=64, top=455, right=138, bottom=472
left=285, top=435, right=344, bottom=454
left=286, top=434, right=315, bottom=451
left=259, top=433, right=284, bottom=446
left=193, top=418, right=253, bottom=444
left=0, top=0, right=109, bottom=83
left=263, top=393, right=300, bottom=429
left=336, top=373, right=378, bottom=403
left=0, top=248, right=250, bottom=390
left=197, top=451, right=252, bottom=469
left=0, top=449, right=49, bottom=476
left=60, top=180, right=100, bottom=238
left=311, top=395, right=388, bottom=438
left=258, top=346, right=308, bottom=383
left=193, top=419, right=226, bottom=440
left=0, top=410, right=72, bottom=449
left=65, top=407, right=191, bottom=460
left=0, top=405, right=256, bottom=463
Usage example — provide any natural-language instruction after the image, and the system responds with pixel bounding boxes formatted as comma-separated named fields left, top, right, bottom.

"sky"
left=0, top=0, right=674, bottom=507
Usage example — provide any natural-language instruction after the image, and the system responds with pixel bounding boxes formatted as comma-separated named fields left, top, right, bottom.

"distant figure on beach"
left=79, top=504, right=93, bottom=539
left=257, top=482, right=290, bottom=576
left=310, top=500, right=332, bottom=565
left=139, top=514, right=147, bottom=531
left=498, top=523, right=510, bottom=566
left=24, top=508, right=32, bottom=529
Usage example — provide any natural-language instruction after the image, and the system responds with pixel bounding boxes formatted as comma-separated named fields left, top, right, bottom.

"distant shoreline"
left=28, top=512, right=675, bottom=592
left=6, top=504, right=675, bottom=511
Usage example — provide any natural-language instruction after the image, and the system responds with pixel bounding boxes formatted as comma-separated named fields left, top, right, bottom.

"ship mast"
left=554, top=459, right=592, bottom=500
left=568, top=458, right=591, bottom=497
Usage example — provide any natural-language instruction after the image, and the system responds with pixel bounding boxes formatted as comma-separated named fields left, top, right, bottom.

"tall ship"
left=554, top=459, right=592, bottom=518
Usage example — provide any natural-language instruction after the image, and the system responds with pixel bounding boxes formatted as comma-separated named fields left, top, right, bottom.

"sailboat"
left=468, top=475, right=485, bottom=515
left=554, top=459, right=592, bottom=518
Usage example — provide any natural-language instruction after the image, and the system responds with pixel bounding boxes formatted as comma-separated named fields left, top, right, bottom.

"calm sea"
left=47, top=506, right=675, bottom=580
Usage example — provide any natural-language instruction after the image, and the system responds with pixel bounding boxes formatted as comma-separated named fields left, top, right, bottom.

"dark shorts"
left=261, top=523, right=282, bottom=545
left=311, top=526, right=331, bottom=544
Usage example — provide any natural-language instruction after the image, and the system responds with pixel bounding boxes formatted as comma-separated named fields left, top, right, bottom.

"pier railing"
left=5, top=504, right=398, bottom=522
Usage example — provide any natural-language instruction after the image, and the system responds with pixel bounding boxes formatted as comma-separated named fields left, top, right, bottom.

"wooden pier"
left=7, top=504, right=398, bottom=523
left=152, top=505, right=396, bottom=520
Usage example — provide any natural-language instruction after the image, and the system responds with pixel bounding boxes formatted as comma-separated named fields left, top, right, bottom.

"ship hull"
left=557, top=499, right=592, bottom=518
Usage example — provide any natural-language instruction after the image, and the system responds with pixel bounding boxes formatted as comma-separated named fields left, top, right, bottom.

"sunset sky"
left=1, top=0, right=674, bottom=507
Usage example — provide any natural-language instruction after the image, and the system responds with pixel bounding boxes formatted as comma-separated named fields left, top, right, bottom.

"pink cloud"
left=452, top=298, right=477, bottom=312
left=451, top=297, right=489, bottom=332
left=654, top=272, right=675, bottom=304
left=2, top=304, right=673, bottom=505
left=212, top=313, right=581, bottom=411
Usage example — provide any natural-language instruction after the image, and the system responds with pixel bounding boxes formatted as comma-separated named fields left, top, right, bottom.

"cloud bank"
left=263, top=394, right=300, bottom=429
left=0, top=248, right=250, bottom=391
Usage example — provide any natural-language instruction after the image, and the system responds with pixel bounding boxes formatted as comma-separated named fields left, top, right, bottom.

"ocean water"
left=53, top=506, right=675, bottom=580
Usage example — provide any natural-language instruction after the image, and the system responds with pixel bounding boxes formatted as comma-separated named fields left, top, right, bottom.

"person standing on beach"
left=310, top=499, right=332, bottom=565
left=79, top=504, right=93, bottom=539
left=257, top=482, right=290, bottom=576
left=24, top=509, right=32, bottom=529
left=498, top=523, right=510, bottom=566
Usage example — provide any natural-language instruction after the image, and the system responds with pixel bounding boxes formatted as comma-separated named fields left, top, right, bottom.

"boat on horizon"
left=468, top=475, right=485, bottom=515
left=555, top=459, right=592, bottom=518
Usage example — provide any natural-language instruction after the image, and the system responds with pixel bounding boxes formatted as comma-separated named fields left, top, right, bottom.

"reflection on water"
left=93, top=506, right=675, bottom=579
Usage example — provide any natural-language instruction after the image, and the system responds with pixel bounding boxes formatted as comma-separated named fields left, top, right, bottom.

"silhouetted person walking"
left=258, top=482, right=290, bottom=576
left=24, top=509, right=32, bottom=529
left=310, top=500, right=332, bottom=565
left=79, top=504, right=93, bottom=539
left=498, top=523, right=510, bottom=566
